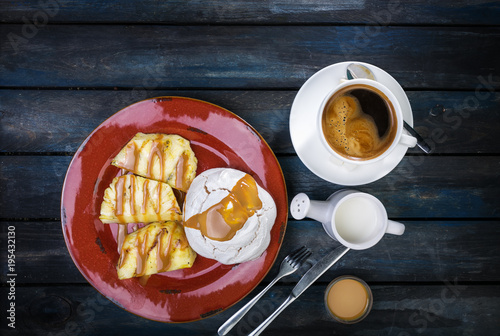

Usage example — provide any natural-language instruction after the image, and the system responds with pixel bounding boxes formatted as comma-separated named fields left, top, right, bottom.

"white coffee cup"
left=318, top=78, right=417, bottom=170
left=290, top=190, right=405, bottom=250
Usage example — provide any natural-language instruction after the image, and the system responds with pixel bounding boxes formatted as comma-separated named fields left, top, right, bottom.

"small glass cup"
left=324, top=275, right=373, bottom=324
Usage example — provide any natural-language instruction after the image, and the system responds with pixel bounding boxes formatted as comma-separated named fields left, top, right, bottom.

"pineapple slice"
left=112, top=133, right=197, bottom=192
left=99, top=174, right=181, bottom=224
left=117, top=221, right=196, bottom=279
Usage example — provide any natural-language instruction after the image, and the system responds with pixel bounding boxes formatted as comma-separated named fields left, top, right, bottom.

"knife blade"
left=248, top=245, right=350, bottom=336
left=291, top=245, right=350, bottom=298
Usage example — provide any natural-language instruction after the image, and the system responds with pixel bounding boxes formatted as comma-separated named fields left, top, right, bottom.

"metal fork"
left=218, top=246, right=312, bottom=336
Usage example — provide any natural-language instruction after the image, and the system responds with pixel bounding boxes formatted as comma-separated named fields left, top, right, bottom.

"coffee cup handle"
left=386, top=220, right=405, bottom=236
left=328, top=155, right=358, bottom=171
left=399, top=133, right=417, bottom=148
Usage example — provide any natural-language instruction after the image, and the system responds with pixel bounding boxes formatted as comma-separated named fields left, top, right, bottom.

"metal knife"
left=248, top=245, right=350, bottom=336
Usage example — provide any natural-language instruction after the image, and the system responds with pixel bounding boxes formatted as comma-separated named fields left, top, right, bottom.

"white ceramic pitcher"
left=290, top=190, right=405, bottom=250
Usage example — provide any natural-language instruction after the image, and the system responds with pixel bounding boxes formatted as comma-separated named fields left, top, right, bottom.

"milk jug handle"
left=386, top=220, right=405, bottom=236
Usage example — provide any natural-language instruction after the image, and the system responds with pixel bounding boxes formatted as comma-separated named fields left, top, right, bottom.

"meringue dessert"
left=99, top=174, right=182, bottom=224
left=117, top=221, right=197, bottom=280
left=112, top=133, right=198, bottom=192
left=183, top=168, right=277, bottom=265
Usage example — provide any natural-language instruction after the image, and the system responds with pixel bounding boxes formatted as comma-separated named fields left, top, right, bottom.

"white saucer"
left=289, top=61, right=413, bottom=186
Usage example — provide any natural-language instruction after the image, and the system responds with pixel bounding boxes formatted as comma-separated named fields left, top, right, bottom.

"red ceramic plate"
left=61, top=97, right=288, bottom=323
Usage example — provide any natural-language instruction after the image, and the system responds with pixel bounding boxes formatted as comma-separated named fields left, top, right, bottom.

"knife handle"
left=218, top=277, right=280, bottom=336
left=248, top=295, right=296, bottom=336
left=403, top=121, right=432, bottom=154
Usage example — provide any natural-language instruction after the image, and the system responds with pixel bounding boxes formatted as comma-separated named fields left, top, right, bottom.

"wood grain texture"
left=1, top=90, right=499, bottom=155
left=1, top=0, right=499, bottom=25
left=1, top=284, right=498, bottom=336
left=1, top=156, right=499, bottom=219
left=1, top=1, right=499, bottom=334
left=1, top=25, right=499, bottom=89
left=1, top=220, right=499, bottom=285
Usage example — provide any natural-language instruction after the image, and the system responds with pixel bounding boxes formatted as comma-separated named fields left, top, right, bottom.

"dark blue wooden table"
left=1, top=1, right=500, bottom=335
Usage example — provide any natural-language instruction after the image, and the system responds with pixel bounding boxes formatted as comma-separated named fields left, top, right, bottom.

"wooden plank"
left=1, top=284, right=498, bottom=335
left=1, top=25, right=499, bottom=89
left=284, top=155, right=500, bottom=219
left=1, top=0, right=499, bottom=25
left=0, top=156, right=68, bottom=219
left=1, top=156, right=499, bottom=219
left=406, top=90, right=500, bottom=154
left=220, top=284, right=500, bottom=336
left=1, top=219, right=499, bottom=285
left=0, top=221, right=83, bottom=284
left=1, top=90, right=499, bottom=155
left=0, top=90, right=294, bottom=155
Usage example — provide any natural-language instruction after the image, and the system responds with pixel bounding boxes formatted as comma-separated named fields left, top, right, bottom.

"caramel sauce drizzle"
left=129, top=175, right=136, bottom=216
left=175, top=152, right=191, bottom=192
left=138, top=275, right=151, bottom=286
left=122, top=142, right=139, bottom=172
left=120, top=137, right=190, bottom=192
left=114, top=176, right=126, bottom=223
left=117, top=224, right=128, bottom=253
left=141, top=179, right=149, bottom=214
left=184, top=174, right=263, bottom=241
left=114, top=136, right=191, bottom=285
left=147, top=140, right=164, bottom=181
left=156, top=228, right=174, bottom=271
left=155, top=183, right=162, bottom=216
left=134, top=230, right=150, bottom=277
left=114, top=175, right=163, bottom=223
left=117, top=226, right=177, bottom=278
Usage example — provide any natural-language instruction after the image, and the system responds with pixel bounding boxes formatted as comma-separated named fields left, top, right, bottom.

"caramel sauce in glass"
left=325, top=277, right=372, bottom=323
left=184, top=174, right=262, bottom=241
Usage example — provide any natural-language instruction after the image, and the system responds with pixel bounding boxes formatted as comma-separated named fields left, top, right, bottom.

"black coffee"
left=321, top=84, right=397, bottom=160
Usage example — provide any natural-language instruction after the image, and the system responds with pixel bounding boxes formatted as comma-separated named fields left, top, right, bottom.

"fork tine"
left=300, top=250, right=312, bottom=263
left=285, top=249, right=298, bottom=261
left=290, top=249, right=311, bottom=267
left=289, top=246, right=308, bottom=259
left=294, top=248, right=309, bottom=260
left=218, top=246, right=311, bottom=336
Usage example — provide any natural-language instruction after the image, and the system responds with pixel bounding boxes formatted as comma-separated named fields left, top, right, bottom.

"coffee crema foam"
left=322, top=86, right=395, bottom=160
